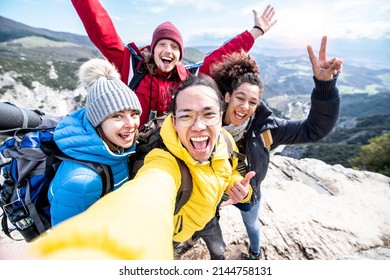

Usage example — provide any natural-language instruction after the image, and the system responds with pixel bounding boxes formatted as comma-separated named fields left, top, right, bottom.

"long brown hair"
left=141, top=48, right=158, bottom=75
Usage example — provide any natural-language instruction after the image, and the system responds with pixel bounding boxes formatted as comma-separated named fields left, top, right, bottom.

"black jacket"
left=235, top=75, right=340, bottom=211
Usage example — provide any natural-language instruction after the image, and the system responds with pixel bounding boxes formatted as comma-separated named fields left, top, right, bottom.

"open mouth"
left=234, top=111, right=247, bottom=120
left=119, top=131, right=134, bottom=141
left=161, top=56, right=172, bottom=66
left=190, top=136, right=209, bottom=153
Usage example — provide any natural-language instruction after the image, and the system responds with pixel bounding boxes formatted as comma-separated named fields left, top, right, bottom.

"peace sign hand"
left=307, top=36, right=343, bottom=81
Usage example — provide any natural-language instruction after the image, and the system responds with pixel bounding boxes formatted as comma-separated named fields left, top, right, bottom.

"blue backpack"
left=0, top=115, right=113, bottom=242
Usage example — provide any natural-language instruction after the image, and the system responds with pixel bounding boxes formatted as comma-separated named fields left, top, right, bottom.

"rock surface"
left=176, top=155, right=390, bottom=260
left=1, top=155, right=389, bottom=260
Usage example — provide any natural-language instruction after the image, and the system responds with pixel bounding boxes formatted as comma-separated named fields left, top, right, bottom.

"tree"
left=349, top=132, right=390, bottom=177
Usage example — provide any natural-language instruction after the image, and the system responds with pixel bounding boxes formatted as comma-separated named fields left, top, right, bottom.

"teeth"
left=161, top=56, right=172, bottom=61
left=120, top=131, right=134, bottom=136
left=191, top=136, right=208, bottom=142
left=235, top=111, right=246, bottom=120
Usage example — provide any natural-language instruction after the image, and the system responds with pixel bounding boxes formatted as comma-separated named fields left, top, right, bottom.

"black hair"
left=170, top=73, right=225, bottom=114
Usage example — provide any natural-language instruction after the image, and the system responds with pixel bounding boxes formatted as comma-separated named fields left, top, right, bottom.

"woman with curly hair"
left=188, top=36, right=343, bottom=260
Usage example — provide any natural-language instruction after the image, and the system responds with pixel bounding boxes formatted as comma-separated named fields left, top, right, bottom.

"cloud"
left=146, top=0, right=223, bottom=11
left=149, top=6, right=167, bottom=14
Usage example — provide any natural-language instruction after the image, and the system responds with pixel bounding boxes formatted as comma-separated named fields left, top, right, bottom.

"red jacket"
left=72, top=0, right=255, bottom=126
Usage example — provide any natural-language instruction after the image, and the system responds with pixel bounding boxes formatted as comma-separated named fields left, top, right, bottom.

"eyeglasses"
left=174, top=111, right=221, bottom=128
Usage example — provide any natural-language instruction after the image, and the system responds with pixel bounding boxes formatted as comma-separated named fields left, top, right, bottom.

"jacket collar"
left=175, top=63, right=187, bottom=81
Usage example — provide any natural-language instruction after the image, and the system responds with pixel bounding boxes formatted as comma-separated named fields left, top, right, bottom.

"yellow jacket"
left=30, top=114, right=251, bottom=260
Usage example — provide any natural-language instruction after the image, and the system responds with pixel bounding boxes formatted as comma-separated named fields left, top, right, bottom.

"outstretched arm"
left=250, top=4, right=278, bottom=40
left=307, top=36, right=343, bottom=81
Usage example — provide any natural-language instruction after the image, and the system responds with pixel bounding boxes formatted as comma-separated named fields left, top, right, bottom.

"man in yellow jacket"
left=29, top=73, right=254, bottom=260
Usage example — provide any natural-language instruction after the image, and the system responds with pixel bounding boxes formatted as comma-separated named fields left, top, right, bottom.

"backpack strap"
left=57, top=156, right=114, bottom=197
left=260, top=129, right=273, bottom=151
left=1, top=213, right=23, bottom=241
left=126, top=43, right=147, bottom=91
left=221, top=130, right=247, bottom=165
left=173, top=158, right=192, bottom=215
left=85, top=162, right=113, bottom=197
left=159, top=146, right=192, bottom=215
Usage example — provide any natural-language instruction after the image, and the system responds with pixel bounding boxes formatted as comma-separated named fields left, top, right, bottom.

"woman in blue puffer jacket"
left=48, top=58, right=142, bottom=226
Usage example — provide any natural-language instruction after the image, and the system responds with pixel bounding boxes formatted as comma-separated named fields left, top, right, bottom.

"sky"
left=0, top=0, right=389, bottom=49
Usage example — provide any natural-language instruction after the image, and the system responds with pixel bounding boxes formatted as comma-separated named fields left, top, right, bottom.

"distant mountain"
left=0, top=16, right=94, bottom=47
left=1, top=15, right=389, bottom=169
left=0, top=15, right=203, bottom=65
left=195, top=37, right=390, bottom=71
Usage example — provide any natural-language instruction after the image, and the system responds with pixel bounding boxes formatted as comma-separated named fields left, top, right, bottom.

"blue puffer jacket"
left=48, top=108, right=135, bottom=226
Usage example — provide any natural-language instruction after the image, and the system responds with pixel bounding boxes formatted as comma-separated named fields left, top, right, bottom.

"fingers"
left=307, top=45, right=317, bottom=67
left=227, top=182, right=248, bottom=202
left=227, top=171, right=255, bottom=204
left=260, top=5, right=277, bottom=25
left=319, top=36, right=328, bottom=62
left=329, top=58, right=344, bottom=75
left=240, top=170, right=256, bottom=186
left=262, top=4, right=271, bottom=16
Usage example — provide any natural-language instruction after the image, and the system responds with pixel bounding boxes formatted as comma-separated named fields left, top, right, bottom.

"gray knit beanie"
left=79, top=58, right=142, bottom=127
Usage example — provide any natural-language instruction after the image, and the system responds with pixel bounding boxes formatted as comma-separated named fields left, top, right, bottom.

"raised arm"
left=199, top=4, right=277, bottom=74
left=271, top=37, right=342, bottom=147
left=250, top=4, right=278, bottom=40
left=71, top=0, right=126, bottom=71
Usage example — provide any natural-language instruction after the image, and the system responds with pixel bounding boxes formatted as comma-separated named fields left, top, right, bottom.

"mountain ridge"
left=0, top=15, right=389, bottom=170
left=0, top=15, right=94, bottom=47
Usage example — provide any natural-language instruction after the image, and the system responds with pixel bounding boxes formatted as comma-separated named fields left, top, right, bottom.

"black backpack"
left=126, top=43, right=148, bottom=91
left=129, top=116, right=192, bottom=215
left=0, top=114, right=113, bottom=242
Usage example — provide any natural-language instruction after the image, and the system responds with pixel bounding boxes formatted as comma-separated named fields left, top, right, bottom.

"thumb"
left=240, top=171, right=256, bottom=186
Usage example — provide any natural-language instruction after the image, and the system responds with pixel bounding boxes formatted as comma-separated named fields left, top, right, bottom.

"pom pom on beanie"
left=78, top=58, right=142, bottom=127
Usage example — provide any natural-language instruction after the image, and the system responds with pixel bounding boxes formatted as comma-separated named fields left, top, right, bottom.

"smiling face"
left=223, top=82, right=261, bottom=126
left=173, top=85, right=222, bottom=163
left=153, top=39, right=181, bottom=73
left=100, top=109, right=141, bottom=150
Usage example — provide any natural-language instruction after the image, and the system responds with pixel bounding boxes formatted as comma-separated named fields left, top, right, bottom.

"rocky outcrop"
left=176, top=155, right=390, bottom=260
left=1, top=154, right=389, bottom=260
left=0, top=71, right=85, bottom=117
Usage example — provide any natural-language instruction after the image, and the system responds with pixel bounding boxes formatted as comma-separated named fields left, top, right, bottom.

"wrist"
left=253, top=25, right=265, bottom=35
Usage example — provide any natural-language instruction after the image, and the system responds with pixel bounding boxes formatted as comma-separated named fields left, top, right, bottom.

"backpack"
left=126, top=43, right=148, bottom=91
left=0, top=115, right=113, bottom=242
left=130, top=115, right=239, bottom=215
